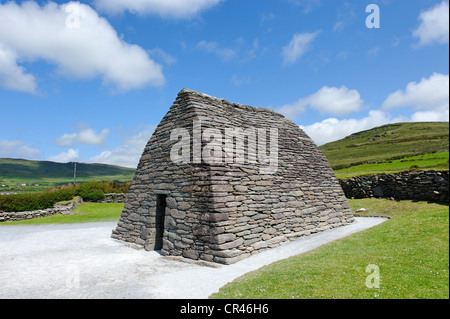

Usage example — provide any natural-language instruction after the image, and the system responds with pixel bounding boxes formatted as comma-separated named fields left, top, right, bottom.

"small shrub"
left=0, top=189, right=74, bottom=213
left=81, top=189, right=105, bottom=202
left=74, top=182, right=108, bottom=202
left=0, top=181, right=130, bottom=213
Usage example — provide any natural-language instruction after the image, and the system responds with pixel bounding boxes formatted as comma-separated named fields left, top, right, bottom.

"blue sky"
left=0, top=0, right=449, bottom=168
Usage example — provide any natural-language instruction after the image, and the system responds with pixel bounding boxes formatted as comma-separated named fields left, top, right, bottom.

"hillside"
left=0, top=158, right=135, bottom=193
left=320, top=122, right=449, bottom=178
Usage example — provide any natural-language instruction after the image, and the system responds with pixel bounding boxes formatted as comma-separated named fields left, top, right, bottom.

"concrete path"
left=0, top=217, right=387, bottom=299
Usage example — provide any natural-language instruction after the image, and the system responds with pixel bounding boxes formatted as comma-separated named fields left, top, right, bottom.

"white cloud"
left=411, top=108, right=450, bottom=122
left=89, top=125, right=157, bottom=168
left=55, top=127, right=111, bottom=147
left=413, top=1, right=449, bottom=46
left=278, top=86, right=364, bottom=120
left=196, top=38, right=261, bottom=64
left=301, top=73, right=450, bottom=146
left=148, top=48, right=177, bottom=65
left=0, top=140, right=41, bottom=159
left=0, top=45, right=37, bottom=94
left=306, top=86, right=363, bottom=115
left=47, top=149, right=80, bottom=163
left=383, top=73, right=449, bottom=114
left=300, top=110, right=400, bottom=146
left=0, top=1, right=164, bottom=93
left=93, top=0, right=223, bottom=19
left=282, top=31, right=320, bottom=65
left=277, top=99, right=308, bottom=120
left=196, top=41, right=237, bottom=62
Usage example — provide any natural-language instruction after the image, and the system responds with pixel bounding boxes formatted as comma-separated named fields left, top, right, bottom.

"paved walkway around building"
left=0, top=217, right=387, bottom=299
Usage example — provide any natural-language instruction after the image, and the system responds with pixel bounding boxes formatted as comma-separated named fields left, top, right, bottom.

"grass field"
left=320, top=122, right=449, bottom=172
left=2, top=199, right=448, bottom=299
left=210, top=199, right=449, bottom=299
left=334, top=152, right=449, bottom=179
left=1, top=199, right=448, bottom=299
left=0, top=158, right=135, bottom=193
left=0, top=203, right=124, bottom=226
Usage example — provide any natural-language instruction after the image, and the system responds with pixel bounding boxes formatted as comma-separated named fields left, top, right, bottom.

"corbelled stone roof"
left=112, top=89, right=354, bottom=265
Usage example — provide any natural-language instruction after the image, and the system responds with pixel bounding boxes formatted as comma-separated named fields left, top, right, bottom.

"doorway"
left=155, top=194, right=167, bottom=250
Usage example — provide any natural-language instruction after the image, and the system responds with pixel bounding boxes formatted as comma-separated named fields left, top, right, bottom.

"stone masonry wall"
left=96, top=193, right=127, bottom=204
left=0, top=197, right=84, bottom=223
left=112, top=89, right=354, bottom=265
left=340, top=170, right=449, bottom=203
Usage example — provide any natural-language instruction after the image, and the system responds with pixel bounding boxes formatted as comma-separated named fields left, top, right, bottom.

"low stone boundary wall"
left=0, top=193, right=127, bottom=223
left=0, top=197, right=84, bottom=223
left=340, top=170, right=449, bottom=203
left=97, top=193, right=127, bottom=203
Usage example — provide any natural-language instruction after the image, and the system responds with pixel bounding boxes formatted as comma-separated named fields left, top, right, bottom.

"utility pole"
left=74, top=162, right=77, bottom=185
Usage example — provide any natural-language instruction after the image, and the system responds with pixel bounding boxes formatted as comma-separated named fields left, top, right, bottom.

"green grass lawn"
left=210, top=199, right=449, bottom=299
left=1, top=199, right=448, bottom=299
left=0, top=203, right=124, bottom=226
left=334, top=152, right=449, bottom=179
left=320, top=122, right=449, bottom=171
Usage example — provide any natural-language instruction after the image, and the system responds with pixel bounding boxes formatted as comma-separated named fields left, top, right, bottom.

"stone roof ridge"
left=178, top=88, right=285, bottom=118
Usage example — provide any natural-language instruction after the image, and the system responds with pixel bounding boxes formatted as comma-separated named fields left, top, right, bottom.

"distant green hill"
left=320, top=122, right=449, bottom=178
left=0, top=158, right=135, bottom=193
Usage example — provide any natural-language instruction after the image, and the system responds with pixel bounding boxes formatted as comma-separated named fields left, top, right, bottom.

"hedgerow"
left=0, top=181, right=130, bottom=213
left=0, top=189, right=74, bottom=212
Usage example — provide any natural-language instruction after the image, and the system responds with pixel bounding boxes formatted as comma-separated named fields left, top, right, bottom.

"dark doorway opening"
left=155, top=194, right=167, bottom=250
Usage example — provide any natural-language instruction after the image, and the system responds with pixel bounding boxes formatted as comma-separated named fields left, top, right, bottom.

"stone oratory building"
left=112, top=89, right=354, bottom=265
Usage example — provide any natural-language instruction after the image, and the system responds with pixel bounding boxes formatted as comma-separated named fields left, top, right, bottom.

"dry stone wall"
left=112, top=89, right=354, bottom=265
left=340, top=170, right=449, bottom=203
left=0, top=197, right=84, bottom=223
left=96, top=193, right=128, bottom=204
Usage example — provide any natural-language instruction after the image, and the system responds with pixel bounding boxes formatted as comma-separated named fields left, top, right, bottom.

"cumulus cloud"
left=93, top=0, right=223, bottom=19
left=47, top=149, right=80, bottom=163
left=282, top=31, right=320, bottom=65
left=0, top=1, right=164, bottom=93
left=277, top=99, right=308, bottom=120
left=413, top=1, right=449, bottom=47
left=278, top=86, right=364, bottom=120
left=55, top=126, right=111, bottom=147
left=300, top=110, right=400, bottom=146
left=301, top=73, right=449, bottom=146
left=411, top=108, right=450, bottom=122
left=89, top=125, right=157, bottom=168
left=0, top=45, right=37, bottom=94
left=0, top=140, right=41, bottom=159
left=383, top=73, right=449, bottom=122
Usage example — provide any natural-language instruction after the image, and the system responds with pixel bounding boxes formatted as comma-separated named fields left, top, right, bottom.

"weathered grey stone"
left=211, top=185, right=234, bottom=193
left=182, top=249, right=199, bottom=260
left=111, top=89, right=354, bottom=265
left=202, top=233, right=236, bottom=244
left=234, top=185, right=248, bottom=193
left=127, top=213, right=141, bottom=222
left=169, top=209, right=186, bottom=219
left=340, top=170, right=449, bottom=203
